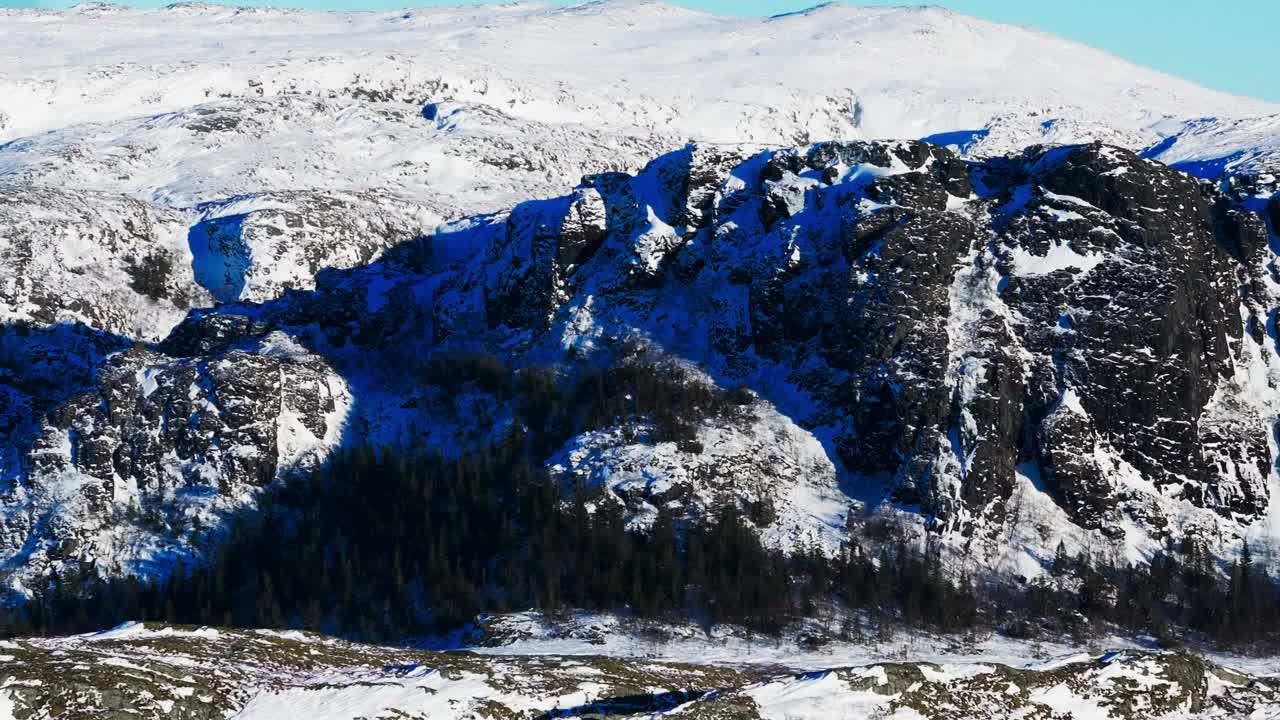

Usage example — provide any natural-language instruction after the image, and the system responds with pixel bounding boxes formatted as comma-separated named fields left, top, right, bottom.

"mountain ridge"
left=5, top=137, right=1279, bottom=593
left=2, top=0, right=1280, bottom=661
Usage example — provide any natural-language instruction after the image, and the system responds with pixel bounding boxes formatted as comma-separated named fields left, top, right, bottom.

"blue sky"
left=5, top=0, right=1276, bottom=102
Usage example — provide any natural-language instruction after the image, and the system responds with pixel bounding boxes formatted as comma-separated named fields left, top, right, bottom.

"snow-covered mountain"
left=2, top=1, right=1280, bottom=594
left=7, top=136, right=1280, bottom=589
left=2, top=0, right=1278, bottom=341
left=3, top=0, right=1278, bottom=214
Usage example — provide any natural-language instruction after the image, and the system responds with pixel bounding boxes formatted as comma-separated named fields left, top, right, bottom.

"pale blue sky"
left=5, top=0, right=1276, bottom=102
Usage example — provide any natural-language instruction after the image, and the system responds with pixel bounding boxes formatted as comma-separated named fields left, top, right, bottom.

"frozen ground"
left=0, top=619, right=1272, bottom=719
left=459, top=610, right=1280, bottom=679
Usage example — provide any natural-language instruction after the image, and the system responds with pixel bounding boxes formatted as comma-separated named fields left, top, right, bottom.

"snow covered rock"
left=2, top=334, right=349, bottom=583
left=3, top=0, right=1280, bottom=589
left=7, top=138, right=1266, bottom=589
left=187, top=191, right=433, bottom=304
left=0, top=185, right=434, bottom=343
left=547, top=378, right=849, bottom=552
left=6, top=137, right=1280, bottom=588
left=0, top=187, right=206, bottom=341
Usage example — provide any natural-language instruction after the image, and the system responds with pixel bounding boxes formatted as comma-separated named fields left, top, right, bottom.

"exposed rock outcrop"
left=3, top=140, right=1279, bottom=586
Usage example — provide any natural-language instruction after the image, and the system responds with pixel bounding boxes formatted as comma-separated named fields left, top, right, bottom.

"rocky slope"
left=2, top=2, right=1280, bottom=594
left=2, top=0, right=1276, bottom=352
left=5, top=136, right=1279, bottom=590
left=3, top=2, right=1278, bottom=214
left=0, top=623, right=1273, bottom=719
left=0, top=188, right=204, bottom=340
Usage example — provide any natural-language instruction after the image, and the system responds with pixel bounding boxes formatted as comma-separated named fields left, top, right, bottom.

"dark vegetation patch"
left=417, top=345, right=756, bottom=457
left=4, top=436, right=976, bottom=642
left=126, top=251, right=175, bottom=301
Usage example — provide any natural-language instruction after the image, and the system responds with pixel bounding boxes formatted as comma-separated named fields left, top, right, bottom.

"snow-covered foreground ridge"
left=0, top=622, right=1274, bottom=719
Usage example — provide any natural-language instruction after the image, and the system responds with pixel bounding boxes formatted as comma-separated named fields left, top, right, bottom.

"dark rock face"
left=512, top=142, right=1270, bottom=533
left=227, top=142, right=1274, bottom=528
left=39, top=344, right=341, bottom=493
left=3, top=139, right=1279, bottom=583
left=983, top=145, right=1269, bottom=528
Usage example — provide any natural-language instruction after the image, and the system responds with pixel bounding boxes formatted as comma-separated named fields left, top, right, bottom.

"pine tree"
left=1228, top=540, right=1257, bottom=641
left=1051, top=540, right=1069, bottom=577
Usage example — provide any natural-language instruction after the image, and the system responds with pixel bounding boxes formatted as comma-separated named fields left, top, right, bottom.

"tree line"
left=10, top=432, right=1275, bottom=652
left=2, top=435, right=978, bottom=642
left=1014, top=535, right=1280, bottom=650
left=1, top=349, right=1277, bottom=652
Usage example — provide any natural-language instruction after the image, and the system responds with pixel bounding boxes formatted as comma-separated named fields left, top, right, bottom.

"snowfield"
left=0, top=620, right=1273, bottom=719
left=2, top=0, right=1279, bottom=215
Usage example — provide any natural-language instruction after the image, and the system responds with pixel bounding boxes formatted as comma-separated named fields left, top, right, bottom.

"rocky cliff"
left=4, top=138, right=1278, bottom=588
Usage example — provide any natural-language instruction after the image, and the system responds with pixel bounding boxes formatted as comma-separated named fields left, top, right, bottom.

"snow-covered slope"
left=2, top=0, right=1277, bottom=346
left=2, top=1, right=1278, bottom=209
left=2, top=2, right=1280, bottom=595
left=0, top=622, right=1275, bottom=719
